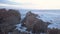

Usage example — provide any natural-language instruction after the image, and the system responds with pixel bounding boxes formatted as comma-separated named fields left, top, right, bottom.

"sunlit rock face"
left=47, top=28, right=60, bottom=34
left=0, top=9, right=21, bottom=34
left=21, top=11, right=51, bottom=33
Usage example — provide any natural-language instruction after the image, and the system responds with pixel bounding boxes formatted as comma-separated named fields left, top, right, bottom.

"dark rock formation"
left=10, top=29, right=20, bottom=34
left=47, top=28, right=60, bottom=34
left=0, top=9, right=21, bottom=34
left=20, top=32, right=30, bottom=34
left=21, top=11, right=51, bottom=34
left=11, top=29, right=30, bottom=34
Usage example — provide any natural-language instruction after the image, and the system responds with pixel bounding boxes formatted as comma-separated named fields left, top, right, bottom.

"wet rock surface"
left=0, top=9, right=21, bottom=34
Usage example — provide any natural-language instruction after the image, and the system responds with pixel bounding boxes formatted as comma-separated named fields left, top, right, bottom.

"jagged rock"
left=21, top=11, right=39, bottom=27
left=21, top=11, right=51, bottom=33
left=0, top=9, right=21, bottom=34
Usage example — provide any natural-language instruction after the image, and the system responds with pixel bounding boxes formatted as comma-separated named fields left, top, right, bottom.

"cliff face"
left=21, top=11, right=51, bottom=33
left=0, top=9, right=21, bottom=34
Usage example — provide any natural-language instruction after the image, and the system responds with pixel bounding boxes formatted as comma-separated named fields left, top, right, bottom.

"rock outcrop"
left=0, top=9, right=21, bottom=34
left=21, top=11, right=51, bottom=34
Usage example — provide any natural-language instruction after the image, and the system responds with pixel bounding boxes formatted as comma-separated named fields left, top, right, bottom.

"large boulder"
left=0, top=9, right=21, bottom=34
left=21, top=11, right=51, bottom=33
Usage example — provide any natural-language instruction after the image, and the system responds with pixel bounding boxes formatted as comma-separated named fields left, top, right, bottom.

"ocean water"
left=14, top=10, right=60, bottom=34
left=0, top=7, right=60, bottom=33
left=19, top=10, right=60, bottom=29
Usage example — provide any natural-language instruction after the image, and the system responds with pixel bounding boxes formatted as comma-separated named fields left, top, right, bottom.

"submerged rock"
left=21, top=11, right=51, bottom=33
left=0, top=9, right=21, bottom=34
